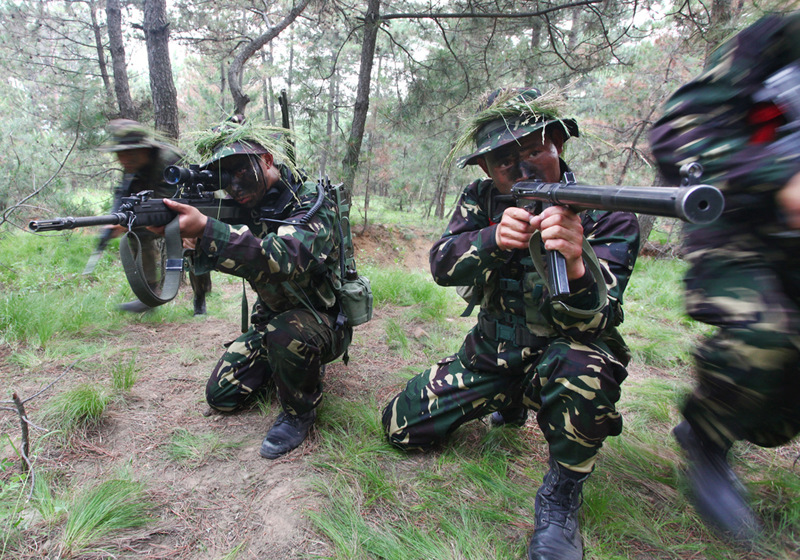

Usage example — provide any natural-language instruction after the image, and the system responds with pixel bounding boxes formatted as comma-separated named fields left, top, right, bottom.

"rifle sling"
left=119, top=216, right=184, bottom=307
left=528, top=233, right=607, bottom=315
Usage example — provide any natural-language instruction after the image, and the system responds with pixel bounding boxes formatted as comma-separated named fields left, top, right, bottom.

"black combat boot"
left=528, top=459, right=588, bottom=560
left=489, top=406, right=528, bottom=427
left=193, top=292, right=207, bottom=316
left=259, top=409, right=317, bottom=459
left=672, top=420, right=761, bottom=542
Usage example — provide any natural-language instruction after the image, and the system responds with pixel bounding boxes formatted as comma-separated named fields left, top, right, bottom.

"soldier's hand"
left=495, top=207, right=538, bottom=251
left=776, top=172, right=800, bottom=229
left=529, top=205, right=586, bottom=280
left=148, top=199, right=208, bottom=239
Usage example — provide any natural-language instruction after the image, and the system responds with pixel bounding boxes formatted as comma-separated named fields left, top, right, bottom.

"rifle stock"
left=510, top=170, right=724, bottom=301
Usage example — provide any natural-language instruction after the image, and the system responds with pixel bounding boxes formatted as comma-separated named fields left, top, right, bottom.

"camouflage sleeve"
left=543, top=210, right=640, bottom=342
left=649, top=13, right=800, bottom=195
left=193, top=183, right=337, bottom=283
left=429, top=179, right=510, bottom=286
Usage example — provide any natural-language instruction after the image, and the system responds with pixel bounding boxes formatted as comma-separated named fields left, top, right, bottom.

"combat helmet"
left=193, top=115, right=295, bottom=171
left=455, top=87, right=579, bottom=168
left=99, top=119, right=163, bottom=152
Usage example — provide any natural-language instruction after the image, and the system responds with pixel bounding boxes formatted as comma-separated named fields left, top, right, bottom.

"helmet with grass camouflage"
left=99, top=119, right=162, bottom=152
left=455, top=87, right=579, bottom=168
left=191, top=114, right=297, bottom=169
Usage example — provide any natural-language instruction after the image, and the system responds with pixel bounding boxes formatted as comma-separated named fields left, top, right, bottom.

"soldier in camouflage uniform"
left=158, top=120, right=351, bottom=459
left=649, top=12, right=800, bottom=543
left=100, top=119, right=213, bottom=315
left=382, top=88, right=640, bottom=560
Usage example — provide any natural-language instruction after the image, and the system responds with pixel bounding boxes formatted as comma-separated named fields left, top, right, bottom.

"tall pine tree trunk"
left=106, top=0, right=136, bottom=119
left=143, top=0, right=179, bottom=139
left=341, top=0, right=380, bottom=195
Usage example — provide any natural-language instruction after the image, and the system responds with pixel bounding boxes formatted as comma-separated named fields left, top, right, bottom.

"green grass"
left=166, top=427, right=239, bottom=466
left=350, top=194, right=449, bottom=232
left=110, top=353, right=139, bottom=392
left=619, top=257, right=714, bottom=371
left=0, top=230, right=223, bottom=350
left=60, top=478, right=153, bottom=557
left=41, top=383, right=111, bottom=434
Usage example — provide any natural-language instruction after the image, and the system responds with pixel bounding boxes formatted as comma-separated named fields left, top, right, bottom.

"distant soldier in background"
left=98, top=119, right=212, bottom=315
left=650, top=11, right=800, bottom=543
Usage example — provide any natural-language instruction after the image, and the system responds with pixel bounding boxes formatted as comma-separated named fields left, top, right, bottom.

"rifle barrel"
left=512, top=182, right=724, bottom=224
left=29, top=213, right=128, bottom=232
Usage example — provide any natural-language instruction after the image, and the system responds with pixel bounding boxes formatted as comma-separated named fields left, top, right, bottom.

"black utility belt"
left=478, top=314, right=549, bottom=348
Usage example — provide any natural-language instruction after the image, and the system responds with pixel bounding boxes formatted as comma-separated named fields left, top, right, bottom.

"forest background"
left=1, top=0, right=796, bottom=232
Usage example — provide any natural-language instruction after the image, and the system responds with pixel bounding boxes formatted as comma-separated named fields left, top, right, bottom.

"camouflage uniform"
left=382, top=159, right=640, bottom=472
left=650, top=12, right=800, bottom=452
left=192, top=164, right=352, bottom=415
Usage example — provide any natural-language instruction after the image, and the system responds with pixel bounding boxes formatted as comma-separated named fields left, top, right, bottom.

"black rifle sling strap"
left=119, top=216, right=184, bottom=307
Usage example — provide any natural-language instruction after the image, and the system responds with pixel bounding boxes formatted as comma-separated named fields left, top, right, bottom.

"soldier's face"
left=478, top=131, right=564, bottom=194
left=218, top=154, right=270, bottom=208
left=116, top=148, right=152, bottom=173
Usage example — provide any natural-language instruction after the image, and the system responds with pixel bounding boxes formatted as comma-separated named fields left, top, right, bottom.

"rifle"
left=82, top=173, right=134, bottom=275
left=508, top=163, right=724, bottom=301
left=30, top=165, right=245, bottom=307
left=30, top=164, right=331, bottom=309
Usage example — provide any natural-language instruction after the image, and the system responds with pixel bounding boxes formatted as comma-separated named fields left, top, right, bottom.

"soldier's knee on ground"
left=381, top=397, right=439, bottom=452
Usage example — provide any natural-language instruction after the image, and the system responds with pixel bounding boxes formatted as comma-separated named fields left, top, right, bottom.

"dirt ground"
left=1, top=224, right=441, bottom=559
left=4, top=224, right=794, bottom=559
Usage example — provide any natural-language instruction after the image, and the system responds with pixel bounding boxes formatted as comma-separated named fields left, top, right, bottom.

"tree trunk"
left=106, top=0, right=136, bottom=119
left=220, top=60, right=227, bottom=117
left=228, top=0, right=310, bottom=116
left=320, top=54, right=337, bottom=176
left=341, top=0, right=380, bottom=194
left=89, top=0, right=113, bottom=107
left=143, top=0, right=178, bottom=139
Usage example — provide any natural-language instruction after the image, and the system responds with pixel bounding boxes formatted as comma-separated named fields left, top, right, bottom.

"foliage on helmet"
left=448, top=86, right=577, bottom=168
left=186, top=117, right=298, bottom=176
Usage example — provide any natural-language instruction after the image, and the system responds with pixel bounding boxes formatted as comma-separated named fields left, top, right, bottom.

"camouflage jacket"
left=193, top=165, right=340, bottom=315
left=114, top=145, right=182, bottom=210
left=432, top=169, right=640, bottom=346
left=649, top=11, right=800, bottom=232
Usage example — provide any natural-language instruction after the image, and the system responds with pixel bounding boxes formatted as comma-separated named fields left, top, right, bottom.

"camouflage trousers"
left=382, top=326, right=628, bottom=472
left=206, top=307, right=351, bottom=415
left=682, top=222, right=800, bottom=450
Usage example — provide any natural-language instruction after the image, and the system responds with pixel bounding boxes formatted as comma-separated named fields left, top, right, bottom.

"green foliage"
left=41, top=384, right=111, bottom=433
left=60, top=478, right=153, bottom=557
left=362, top=264, right=450, bottom=312
left=110, top=354, right=139, bottom=392
left=166, top=427, right=238, bottom=467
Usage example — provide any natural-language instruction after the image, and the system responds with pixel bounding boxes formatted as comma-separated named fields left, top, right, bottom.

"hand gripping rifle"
left=509, top=162, right=724, bottom=301
left=30, top=165, right=244, bottom=307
